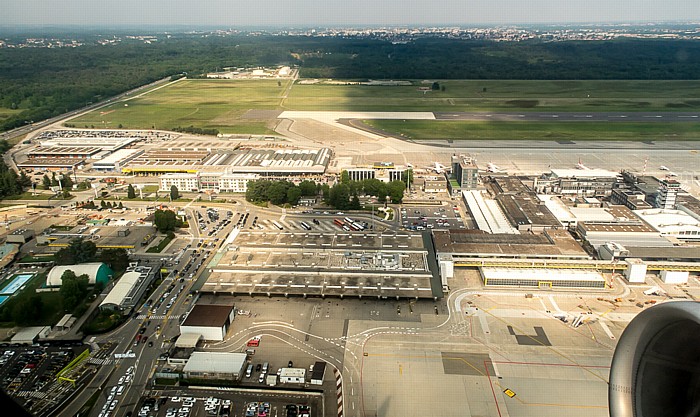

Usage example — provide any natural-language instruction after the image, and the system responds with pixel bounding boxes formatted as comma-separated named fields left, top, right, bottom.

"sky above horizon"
left=2, top=0, right=699, bottom=28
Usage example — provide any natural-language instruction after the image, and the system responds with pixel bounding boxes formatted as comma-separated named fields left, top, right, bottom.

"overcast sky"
left=2, top=0, right=699, bottom=28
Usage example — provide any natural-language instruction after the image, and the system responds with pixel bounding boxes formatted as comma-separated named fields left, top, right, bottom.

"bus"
left=272, top=221, right=284, bottom=230
left=300, top=221, right=311, bottom=230
left=333, top=218, right=345, bottom=228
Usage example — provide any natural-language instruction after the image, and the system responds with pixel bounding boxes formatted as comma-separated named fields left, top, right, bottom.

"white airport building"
left=633, top=208, right=700, bottom=242
left=159, top=172, right=260, bottom=193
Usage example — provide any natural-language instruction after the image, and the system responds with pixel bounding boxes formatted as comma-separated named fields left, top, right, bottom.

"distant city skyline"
left=2, top=0, right=700, bottom=28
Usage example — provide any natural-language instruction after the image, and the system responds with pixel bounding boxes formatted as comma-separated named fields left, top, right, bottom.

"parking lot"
left=133, top=390, right=321, bottom=417
left=0, top=344, right=83, bottom=415
left=400, top=203, right=465, bottom=230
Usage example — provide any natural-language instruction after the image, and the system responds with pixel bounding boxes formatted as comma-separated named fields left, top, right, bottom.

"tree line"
left=245, top=177, right=406, bottom=210
left=2, top=36, right=700, bottom=132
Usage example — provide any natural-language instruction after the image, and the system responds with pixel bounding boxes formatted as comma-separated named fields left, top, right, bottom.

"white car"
left=126, top=366, right=134, bottom=374
left=171, top=397, right=181, bottom=402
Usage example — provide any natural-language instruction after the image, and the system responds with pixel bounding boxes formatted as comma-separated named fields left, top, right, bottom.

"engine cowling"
left=609, top=301, right=700, bottom=417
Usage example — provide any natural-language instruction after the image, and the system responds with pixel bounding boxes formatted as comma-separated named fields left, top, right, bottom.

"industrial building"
left=182, top=352, right=247, bottom=381
left=46, top=263, right=113, bottom=287
left=484, top=176, right=561, bottom=232
left=180, top=304, right=235, bottom=341
left=535, top=168, right=620, bottom=197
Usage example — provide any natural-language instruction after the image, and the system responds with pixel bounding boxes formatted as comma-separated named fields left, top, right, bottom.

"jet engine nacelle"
left=609, top=301, right=700, bottom=417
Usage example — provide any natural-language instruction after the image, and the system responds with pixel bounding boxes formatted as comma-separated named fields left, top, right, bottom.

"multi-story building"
left=159, top=172, right=259, bottom=193
left=451, top=155, right=479, bottom=190
left=655, top=179, right=680, bottom=209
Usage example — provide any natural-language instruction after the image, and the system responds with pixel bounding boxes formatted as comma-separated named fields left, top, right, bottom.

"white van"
left=245, top=364, right=253, bottom=378
left=262, top=362, right=269, bottom=373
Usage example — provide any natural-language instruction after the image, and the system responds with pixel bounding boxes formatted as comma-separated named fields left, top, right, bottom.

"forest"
left=2, top=35, right=700, bottom=132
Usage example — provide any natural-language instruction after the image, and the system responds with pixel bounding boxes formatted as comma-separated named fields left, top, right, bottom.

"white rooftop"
left=633, top=209, right=700, bottom=237
left=100, top=271, right=141, bottom=308
left=183, top=352, right=247, bottom=375
left=550, top=169, right=619, bottom=178
left=93, top=149, right=143, bottom=165
left=481, top=268, right=606, bottom=283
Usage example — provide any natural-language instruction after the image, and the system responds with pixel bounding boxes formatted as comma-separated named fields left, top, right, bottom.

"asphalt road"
left=434, top=111, right=700, bottom=122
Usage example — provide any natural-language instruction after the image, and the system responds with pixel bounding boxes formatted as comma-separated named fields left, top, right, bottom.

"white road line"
left=599, top=320, right=616, bottom=339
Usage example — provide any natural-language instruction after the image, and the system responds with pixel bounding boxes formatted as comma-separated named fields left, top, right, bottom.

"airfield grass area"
left=70, top=79, right=290, bottom=134
left=285, top=79, right=700, bottom=112
left=363, top=120, right=700, bottom=141
left=70, top=79, right=700, bottom=137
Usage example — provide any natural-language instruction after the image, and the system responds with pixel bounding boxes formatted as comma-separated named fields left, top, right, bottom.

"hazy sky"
left=2, top=0, right=699, bottom=28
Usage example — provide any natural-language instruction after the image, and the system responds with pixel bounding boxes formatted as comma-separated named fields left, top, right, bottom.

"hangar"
left=46, top=263, right=113, bottom=287
left=179, top=304, right=235, bottom=341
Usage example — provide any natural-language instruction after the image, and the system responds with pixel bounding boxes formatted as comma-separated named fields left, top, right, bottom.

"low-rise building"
left=279, top=367, right=306, bottom=384
left=7, top=229, right=35, bottom=244
left=535, top=169, right=620, bottom=197
left=180, top=304, right=235, bottom=341
left=182, top=352, right=247, bottom=381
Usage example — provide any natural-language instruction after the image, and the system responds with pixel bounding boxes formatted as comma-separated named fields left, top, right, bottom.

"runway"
left=434, top=111, right=700, bottom=122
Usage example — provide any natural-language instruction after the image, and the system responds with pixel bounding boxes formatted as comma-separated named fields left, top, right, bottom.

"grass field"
left=71, top=79, right=291, bottom=134
left=284, top=80, right=700, bottom=112
left=363, top=120, right=700, bottom=141
left=69, top=79, right=700, bottom=139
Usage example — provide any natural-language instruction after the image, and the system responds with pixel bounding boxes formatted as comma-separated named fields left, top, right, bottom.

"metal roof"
left=181, top=304, right=234, bottom=328
left=183, top=352, right=247, bottom=375
left=99, top=271, right=141, bottom=308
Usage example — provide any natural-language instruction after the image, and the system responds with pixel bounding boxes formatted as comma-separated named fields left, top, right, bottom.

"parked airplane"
left=426, top=162, right=447, bottom=173
left=576, top=158, right=591, bottom=170
left=486, top=162, right=501, bottom=173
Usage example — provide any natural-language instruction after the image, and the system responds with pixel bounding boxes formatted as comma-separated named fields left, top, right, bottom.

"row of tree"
left=245, top=179, right=318, bottom=206
left=245, top=177, right=407, bottom=209
left=154, top=209, right=184, bottom=232
left=3, top=35, right=700, bottom=132
left=0, top=139, right=31, bottom=198
left=323, top=178, right=407, bottom=209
